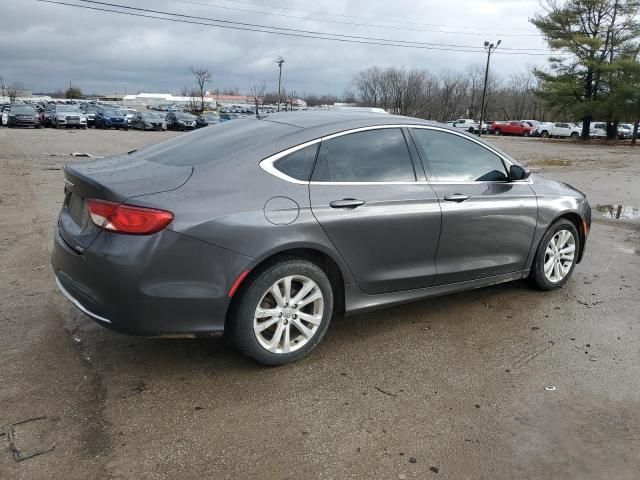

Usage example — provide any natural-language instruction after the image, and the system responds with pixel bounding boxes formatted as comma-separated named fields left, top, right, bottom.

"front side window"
left=411, top=129, right=508, bottom=182
left=312, top=128, right=415, bottom=182
left=274, top=143, right=319, bottom=181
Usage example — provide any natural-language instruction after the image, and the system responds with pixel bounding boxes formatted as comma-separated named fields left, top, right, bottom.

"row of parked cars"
left=0, top=102, right=223, bottom=131
left=447, top=118, right=636, bottom=139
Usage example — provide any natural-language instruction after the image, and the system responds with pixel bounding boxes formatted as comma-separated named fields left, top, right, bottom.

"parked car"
left=1, top=106, right=10, bottom=126
left=131, top=111, right=167, bottom=131
left=83, top=105, right=98, bottom=127
left=617, top=123, right=634, bottom=139
left=6, top=104, right=42, bottom=128
left=589, top=122, right=607, bottom=138
left=196, top=111, right=220, bottom=128
left=120, top=108, right=137, bottom=125
left=51, top=105, right=88, bottom=129
left=537, top=122, right=581, bottom=139
left=166, top=111, right=197, bottom=130
left=51, top=112, right=591, bottom=365
left=491, top=121, right=534, bottom=136
left=95, top=107, right=128, bottom=130
left=449, top=118, right=480, bottom=134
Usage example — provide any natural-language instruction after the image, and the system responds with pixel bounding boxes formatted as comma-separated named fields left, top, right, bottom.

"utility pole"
left=0, top=76, right=5, bottom=99
left=478, top=39, right=501, bottom=137
left=276, top=56, right=285, bottom=112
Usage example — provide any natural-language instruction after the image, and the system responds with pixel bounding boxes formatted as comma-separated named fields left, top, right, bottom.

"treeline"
left=349, top=65, right=550, bottom=122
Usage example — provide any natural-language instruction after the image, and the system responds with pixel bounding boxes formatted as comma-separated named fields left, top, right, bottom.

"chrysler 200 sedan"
left=52, top=112, right=591, bottom=365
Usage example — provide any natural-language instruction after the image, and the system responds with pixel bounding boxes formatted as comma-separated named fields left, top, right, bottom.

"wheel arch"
left=225, top=245, right=349, bottom=330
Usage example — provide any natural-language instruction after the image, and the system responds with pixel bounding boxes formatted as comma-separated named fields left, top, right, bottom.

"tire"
left=228, top=258, right=334, bottom=366
left=494, top=129, right=501, bottom=136
left=541, top=131, right=549, bottom=138
left=523, top=131, right=530, bottom=137
left=529, top=219, right=579, bottom=290
left=570, top=132, right=579, bottom=139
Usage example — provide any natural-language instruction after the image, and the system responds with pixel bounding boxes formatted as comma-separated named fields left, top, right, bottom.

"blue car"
left=95, top=107, right=128, bottom=130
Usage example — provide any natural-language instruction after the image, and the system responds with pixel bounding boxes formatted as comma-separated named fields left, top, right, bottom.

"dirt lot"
left=1, top=128, right=639, bottom=479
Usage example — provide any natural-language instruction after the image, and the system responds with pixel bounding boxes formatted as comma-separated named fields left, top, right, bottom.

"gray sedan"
left=51, top=112, right=591, bottom=365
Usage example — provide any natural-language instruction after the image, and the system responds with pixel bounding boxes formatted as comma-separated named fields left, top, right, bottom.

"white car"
left=1, top=107, right=9, bottom=126
left=589, top=122, right=607, bottom=138
left=120, top=108, right=137, bottom=125
left=536, top=122, right=581, bottom=139
left=450, top=118, right=480, bottom=133
left=618, top=123, right=634, bottom=139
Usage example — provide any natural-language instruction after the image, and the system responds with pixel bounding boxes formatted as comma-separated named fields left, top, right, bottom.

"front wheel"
left=529, top=219, right=579, bottom=290
left=228, top=258, right=334, bottom=365
left=570, top=132, right=579, bottom=139
left=541, top=131, right=550, bottom=138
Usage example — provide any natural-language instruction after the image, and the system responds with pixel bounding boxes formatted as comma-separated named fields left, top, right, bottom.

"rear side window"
left=411, top=129, right=508, bottom=182
left=274, top=144, right=318, bottom=181
left=312, top=128, right=415, bottom=182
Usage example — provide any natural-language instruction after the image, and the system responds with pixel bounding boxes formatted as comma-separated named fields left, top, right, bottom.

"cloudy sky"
left=2, top=0, right=552, bottom=96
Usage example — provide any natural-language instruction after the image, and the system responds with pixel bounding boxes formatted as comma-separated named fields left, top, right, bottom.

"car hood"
left=531, top=175, right=586, bottom=199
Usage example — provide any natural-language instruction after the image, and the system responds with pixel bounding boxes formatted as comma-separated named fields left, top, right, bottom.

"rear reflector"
left=86, top=199, right=173, bottom=235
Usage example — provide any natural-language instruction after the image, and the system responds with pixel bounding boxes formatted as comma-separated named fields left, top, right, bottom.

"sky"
left=1, top=0, right=552, bottom=96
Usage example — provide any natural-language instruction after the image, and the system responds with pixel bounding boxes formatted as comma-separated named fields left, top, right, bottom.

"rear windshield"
left=136, top=118, right=297, bottom=166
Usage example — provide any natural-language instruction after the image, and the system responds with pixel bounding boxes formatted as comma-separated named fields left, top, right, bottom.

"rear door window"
left=312, top=128, right=415, bottom=182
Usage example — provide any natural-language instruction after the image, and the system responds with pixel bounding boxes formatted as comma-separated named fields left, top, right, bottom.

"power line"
left=71, top=0, right=552, bottom=52
left=205, top=0, right=541, bottom=33
left=34, top=0, right=561, bottom=56
left=165, top=0, right=545, bottom=37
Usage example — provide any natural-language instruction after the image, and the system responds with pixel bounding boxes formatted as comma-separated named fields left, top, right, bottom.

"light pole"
left=276, top=56, right=285, bottom=112
left=478, top=39, right=501, bottom=137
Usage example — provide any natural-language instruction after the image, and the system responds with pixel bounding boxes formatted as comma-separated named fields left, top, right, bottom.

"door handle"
left=443, top=193, right=470, bottom=203
left=329, top=198, right=366, bottom=209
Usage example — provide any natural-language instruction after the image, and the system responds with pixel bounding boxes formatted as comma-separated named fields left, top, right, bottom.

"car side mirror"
left=510, top=164, right=531, bottom=181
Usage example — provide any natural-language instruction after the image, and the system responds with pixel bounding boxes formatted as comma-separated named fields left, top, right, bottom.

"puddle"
left=594, top=204, right=640, bottom=220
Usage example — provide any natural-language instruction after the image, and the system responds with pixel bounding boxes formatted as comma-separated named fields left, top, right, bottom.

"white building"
left=122, top=93, right=216, bottom=108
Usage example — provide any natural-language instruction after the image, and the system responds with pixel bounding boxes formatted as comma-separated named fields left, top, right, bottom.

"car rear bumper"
left=51, top=225, right=253, bottom=337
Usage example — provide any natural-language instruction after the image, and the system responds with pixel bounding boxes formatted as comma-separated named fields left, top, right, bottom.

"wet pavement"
left=1, top=130, right=639, bottom=479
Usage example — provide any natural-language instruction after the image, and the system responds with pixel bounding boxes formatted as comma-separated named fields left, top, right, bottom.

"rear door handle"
left=329, top=198, right=366, bottom=209
left=443, top=193, right=470, bottom=203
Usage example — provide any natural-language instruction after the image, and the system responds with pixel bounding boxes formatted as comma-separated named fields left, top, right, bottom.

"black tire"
left=570, top=132, right=579, bottom=139
left=529, top=219, right=579, bottom=290
left=523, top=131, right=530, bottom=137
left=494, top=129, right=501, bottom=136
left=541, top=131, right=550, bottom=138
left=228, top=258, right=334, bottom=366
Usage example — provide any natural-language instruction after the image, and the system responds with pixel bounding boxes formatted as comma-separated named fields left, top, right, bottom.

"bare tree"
left=190, top=67, right=211, bottom=113
left=249, top=81, right=267, bottom=116
left=6, top=81, right=24, bottom=102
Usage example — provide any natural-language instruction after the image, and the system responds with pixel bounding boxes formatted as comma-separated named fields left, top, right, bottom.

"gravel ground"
left=0, top=128, right=639, bottom=479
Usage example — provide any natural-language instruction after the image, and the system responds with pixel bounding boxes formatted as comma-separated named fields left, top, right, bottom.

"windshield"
left=102, top=109, right=122, bottom=116
left=143, top=113, right=163, bottom=119
left=11, top=105, right=36, bottom=114
left=58, top=106, right=80, bottom=113
left=174, top=112, right=194, bottom=119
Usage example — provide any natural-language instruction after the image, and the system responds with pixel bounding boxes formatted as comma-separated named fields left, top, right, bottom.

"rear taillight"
left=86, top=199, right=173, bottom=235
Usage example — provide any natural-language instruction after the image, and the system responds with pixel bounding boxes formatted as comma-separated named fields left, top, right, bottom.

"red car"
left=491, top=121, right=533, bottom=136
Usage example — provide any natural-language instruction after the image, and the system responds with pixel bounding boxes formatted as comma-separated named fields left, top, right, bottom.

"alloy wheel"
left=543, top=229, right=576, bottom=283
left=253, top=275, right=324, bottom=354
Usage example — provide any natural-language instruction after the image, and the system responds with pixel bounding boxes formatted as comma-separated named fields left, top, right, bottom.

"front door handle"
left=443, top=193, right=470, bottom=203
left=329, top=198, right=366, bottom=209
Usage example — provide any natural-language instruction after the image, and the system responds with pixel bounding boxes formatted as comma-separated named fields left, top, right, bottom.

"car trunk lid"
left=58, top=154, right=192, bottom=252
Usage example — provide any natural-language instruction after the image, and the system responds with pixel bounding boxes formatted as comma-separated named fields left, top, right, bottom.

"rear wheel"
left=529, top=219, right=579, bottom=290
left=541, top=130, right=550, bottom=138
left=570, top=132, right=579, bottom=139
left=494, top=129, right=501, bottom=136
left=228, top=258, right=334, bottom=365
left=523, top=131, right=530, bottom=137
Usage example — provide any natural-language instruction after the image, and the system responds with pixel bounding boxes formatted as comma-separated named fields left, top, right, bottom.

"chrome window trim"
left=259, top=124, right=529, bottom=185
